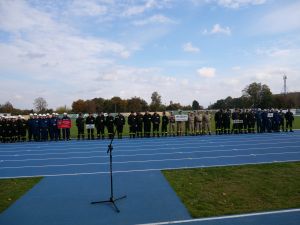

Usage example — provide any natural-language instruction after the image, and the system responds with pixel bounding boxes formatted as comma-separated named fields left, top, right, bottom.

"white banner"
left=175, top=115, right=188, bottom=122
left=86, top=124, right=95, bottom=129
left=267, top=113, right=273, bottom=118
left=233, top=120, right=243, bottom=124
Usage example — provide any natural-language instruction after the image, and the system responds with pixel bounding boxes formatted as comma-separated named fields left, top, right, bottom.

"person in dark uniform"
left=18, top=116, right=27, bottom=141
left=273, top=109, right=280, bottom=132
left=27, top=113, right=34, bottom=141
left=214, top=109, right=222, bottom=135
left=95, top=112, right=106, bottom=139
left=114, top=112, right=125, bottom=139
left=143, top=111, right=152, bottom=138
left=106, top=113, right=115, bottom=139
left=261, top=109, right=267, bottom=133
left=231, top=108, right=239, bottom=134
left=136, top=112, right=144, bottom=138
left=266, top=109, right=273, bottom=133
left=128, top=111, right=137, bottom=138
left=0, top=116, right=3, bottom=143
left=285, top=109, right=294, bottom=132
left=3, top=117, right=11, bottom=143
left=152, top=112, right=160, bottom=137
left=169, top=111, right=176, bottom=137
left=255, top=109, right=262, bottom=133
left=32, top=114, right=40, bottom=141
left=49, top=113, right=59, bottom=141
left=86, top=113, right=95, bottom=140
left=76, top=113, right=85, bottom=140
left=223, top=109, right=231, bottom=134
left=161, top=111, right=169, bottom=137
left=40, top=114, right=49, bottom=141
left=279, top=109, right=285, bottom=132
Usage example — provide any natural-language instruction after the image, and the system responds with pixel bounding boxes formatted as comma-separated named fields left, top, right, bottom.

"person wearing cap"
left=255, top=109, right=262, bottom=133
left=114, top=112, right=125, bottom=139
left=61, top=112, right=71, bottom=140
left=49, top=113, right=59, bottom=141
left=27, top=113, right=34, bottom=141
left=32, top=113, right=40, bottom=141
left=76, top=113, right=85, bottom=140
left=39, top=114, right=49, bottom=141
left=128, top=111, right=137, bottom=138
left=16, top=115, right=27, bottom=142
left=152, top=111, right=160, bottom=137
left=86, top=113, right=95, bottom=140
left=95, top=112, right=105, bottom=139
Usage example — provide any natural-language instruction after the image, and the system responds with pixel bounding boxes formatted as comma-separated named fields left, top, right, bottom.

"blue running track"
left=0, top=131, right=300, bottom=225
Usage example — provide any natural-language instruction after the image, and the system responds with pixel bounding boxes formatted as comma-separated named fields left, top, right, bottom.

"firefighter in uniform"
left=86, top=113, right=95, bottom=140
left=169, top=112, right=176, bottom=137
left=0, top=116, right=3, bottom=143
left=114, top=112, right=125, bottom=139
left=40, top=114, right=49, bottom=141
left=49, top=113, right=59, bottom=141
left=248, top=110, right=256, bottom=133
left=32, top=113, right=40, bottom=141
left=95, top=112, right=106, bottom=139
left=176, top=111, right=184, bottom=136
left=61, top=113, right=71, bottom=140
left=203, top=111, right=211, bottom=135
left=27, top=113, right=34, bottom=141
left=136, top=112, right=144, bottom=138
left=255, top=109, right=262, bottom=133
left=152, top=112, right=160, bottom=137
left=188, top=112, right=195, bottom=135
left=214, top=109, right=222, bottom=135
left=223, top=109, right=231, bottom=134
left=279, top=109, right=285, bottom=132
left=76, top=113, right=85, bottom=140
left=285, top=109, right=294, bottom=132
left=106, top=113, right=115, bottom=139
left=17, top=116, right=27, bottom=141
left=143, top=111, right=152, bottom=138
left=128, top=111, right=137, bottom=138
left=161, top=111, right=169, bottom=136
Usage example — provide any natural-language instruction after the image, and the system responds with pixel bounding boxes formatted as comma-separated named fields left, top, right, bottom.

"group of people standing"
left=0, top=108, right=296, bottom=143
left=214, top=108, right=295, bottom=135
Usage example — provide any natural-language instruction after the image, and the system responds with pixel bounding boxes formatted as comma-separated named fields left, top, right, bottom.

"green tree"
left=72, top=99, right=87, bottom=113
left=243, top=82, right=273, bottom=108
left=33, top=97, right=48, bottom=113
left=150, top=91, right=162, bottom=111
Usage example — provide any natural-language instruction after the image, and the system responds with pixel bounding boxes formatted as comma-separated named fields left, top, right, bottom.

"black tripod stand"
left=91, top=130, right=126, bottom=213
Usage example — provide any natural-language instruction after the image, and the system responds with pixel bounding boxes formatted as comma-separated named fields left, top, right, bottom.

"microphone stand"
left=91, top=128, right=126, bottom=213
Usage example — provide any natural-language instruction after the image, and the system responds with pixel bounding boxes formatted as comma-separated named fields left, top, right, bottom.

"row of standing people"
left=214, top=108, right=295, bottom=135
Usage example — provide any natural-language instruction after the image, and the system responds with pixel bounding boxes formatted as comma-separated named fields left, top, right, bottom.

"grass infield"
left=162, top=162, right=300, bottom=218
left=0, top=177, right=42, bottom=213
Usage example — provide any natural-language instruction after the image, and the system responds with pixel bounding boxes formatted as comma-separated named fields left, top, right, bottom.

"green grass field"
left=163, top=162, right=300, bottom=218
left=69, top=116, right=300, bottom=139
left=0, top=177, right=42, bottom=213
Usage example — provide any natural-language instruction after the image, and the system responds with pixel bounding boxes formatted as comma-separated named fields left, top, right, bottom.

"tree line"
left=1, top=83, right=299, bottom=114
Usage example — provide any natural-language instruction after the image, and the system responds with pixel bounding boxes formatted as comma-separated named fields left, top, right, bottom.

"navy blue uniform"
left=49, top=116, right=59, bottom=141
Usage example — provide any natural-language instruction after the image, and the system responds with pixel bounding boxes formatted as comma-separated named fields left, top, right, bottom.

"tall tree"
left=72, top=99, right=87, bottom=113
left=192, top=100, right=200, bottom=110
left=243, top=82, right=273, bottom=108
left=34, top=97, right=48, bottom=112
left=0, top=101, right=14, bottom=113
left=127, top=97, right=149, bottom=112
left=150, top=91, right=162, bottom=111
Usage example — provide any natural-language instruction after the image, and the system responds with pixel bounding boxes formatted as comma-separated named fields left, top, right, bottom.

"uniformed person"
left=223, top=109, right=231, bottom=134
left=106, top=113, right=115, bottom=139
left=27, top=113, right=34, bottom=141
left=279, top=109, right=285, bottom=132
left=143, top=111, right=152, bottom=138
left=128, top=111, right=137, bottom=138
left=86, top=113, right=95, bottom=140
left=255, top=109, right=262, bottom=133
left=194, top=111, right=202, bottom=135
left=95, top=112, right=106, bottom=139
left=202, top=111, right=211, bottom=135
left=188, top=112, right=195, bottom=135
left=40, top=114, right=49, bottom=141
left=239, top=109, right=246, bottom=134
left=285, top=109, right=294, bottom=132
left=152, top=112, right=160, bottom=137
left=49, top=113, right=59, bottom=141
left=114, top=112, right=125, bottom=139
left=169, top=111, right=176, bottom=137
left=76, top=113, right=85, bottom=140
left=261, top=109, right=268, bottom=133
left=136, top=112, right=144, bottom=138
left=161, top=111, right=169, bottom=137
left=0, top=116, right=3, bottom=143
left=18, top=116, right=27, bottom=141
left=176, top=111, right=184, bottom=136
left=32, top=113, right=40, bottom=141
left=61, top=112, right=71, bottom=140
left=214, top=109, right=222, bottom=135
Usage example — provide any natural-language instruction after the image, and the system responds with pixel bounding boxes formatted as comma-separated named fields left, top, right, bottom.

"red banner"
left=58, top=119, right=72, bottom=129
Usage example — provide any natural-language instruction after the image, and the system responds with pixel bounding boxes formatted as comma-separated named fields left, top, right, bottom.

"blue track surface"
left=0, top=131, right=300, bottom=225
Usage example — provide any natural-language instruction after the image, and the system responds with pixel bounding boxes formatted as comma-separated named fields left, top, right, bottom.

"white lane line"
left=1, top=133, right=299, bottom=151
left=1, top=159, right=299, bottom=179
left=136, top=208, right=300, bottom=225
left=1, top=151, right=299, bottom=169
left=1, top=140, right=300, bottom=157
left=2, top=145, right=300, bottom=163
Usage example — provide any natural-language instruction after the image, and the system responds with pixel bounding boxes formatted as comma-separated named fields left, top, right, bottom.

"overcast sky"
left=1, top=0, right=300, bottom=109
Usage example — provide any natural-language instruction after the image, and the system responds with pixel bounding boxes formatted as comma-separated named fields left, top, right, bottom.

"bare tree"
left=34, top=97, right=48, bottom=112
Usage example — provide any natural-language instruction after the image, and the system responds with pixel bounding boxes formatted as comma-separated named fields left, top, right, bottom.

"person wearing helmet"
left=61, top=112, right=71, bottom=140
